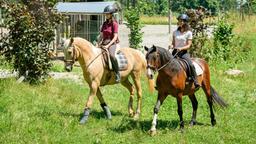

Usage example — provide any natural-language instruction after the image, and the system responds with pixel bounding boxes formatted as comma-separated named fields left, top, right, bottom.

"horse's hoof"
left=80, top=108, right=90, bottom=124
left=189, top=120, right=197, bottom=126
left=128, top=112, right=135, bottom=117
left=149, top=129, right=157, bottom=136
left=179, top=128, right=184, bottom=133
left=133, top=113, right=140, bottom=121
left=211, top=120, right=216, bottom=126
left=79, top=118, right=88, bottom=125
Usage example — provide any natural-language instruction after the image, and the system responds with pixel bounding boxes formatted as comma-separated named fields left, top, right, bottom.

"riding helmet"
left=103, top=5, right=118, bottom=14
left=177, top=14, right=189, bottom=22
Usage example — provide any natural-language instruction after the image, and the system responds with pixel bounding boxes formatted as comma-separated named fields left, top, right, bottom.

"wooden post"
left=132, top=0, right=136, bottom=7
left=168, top=0, right=172, bottom=34
left=0, top=8, right=3, bottom=38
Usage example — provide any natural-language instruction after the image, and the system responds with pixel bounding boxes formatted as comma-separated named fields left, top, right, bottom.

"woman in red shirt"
left=98, top=5, right=120, bottom=83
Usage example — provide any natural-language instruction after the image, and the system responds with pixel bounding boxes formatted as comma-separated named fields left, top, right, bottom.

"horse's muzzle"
left=147, top=68, right=154, bottom=79
left=65, top=65, right=73, bottom=72
left=148, top=74, right=154, bottom=79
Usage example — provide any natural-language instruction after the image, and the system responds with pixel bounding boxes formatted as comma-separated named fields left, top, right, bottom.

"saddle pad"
left=116, top=51, right=128, bottom=71
left=193, top=61, right=203, bottom=76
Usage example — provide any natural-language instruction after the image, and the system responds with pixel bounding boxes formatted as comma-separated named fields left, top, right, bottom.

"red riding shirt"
left=101, top=20, right=119, bottom=43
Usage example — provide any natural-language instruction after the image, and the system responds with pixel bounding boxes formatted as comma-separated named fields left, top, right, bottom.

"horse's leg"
left=80, top=81, right=98, bottom=124
left=96, top=88, right=112, bottom=119
left=176, top=93, right=184, bottom=130
left=149, top=93, right=167, bottom=136
left=131, top=71, right=142, bottom=120
left=188, top=94, right=198, bottom=126
left=202, top=78, right=216, bottom=126
left=121, top=79, right=135, bottom=117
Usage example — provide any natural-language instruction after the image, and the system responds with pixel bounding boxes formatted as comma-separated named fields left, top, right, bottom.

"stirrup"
left=194, top=81, right=200, bottom=90
left=115, top=73, right=121, bottom=83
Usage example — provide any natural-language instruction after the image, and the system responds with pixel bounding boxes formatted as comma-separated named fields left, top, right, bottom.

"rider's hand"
left=102, top=45, right=110, bottom=49
left=174, top=48, right=181, bottom=52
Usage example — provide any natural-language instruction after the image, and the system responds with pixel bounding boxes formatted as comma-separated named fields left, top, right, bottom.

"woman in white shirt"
left=171, top=13, right=200, bottom=89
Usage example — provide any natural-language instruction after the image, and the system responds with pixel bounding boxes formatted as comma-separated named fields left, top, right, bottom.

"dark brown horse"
left=144, top=45, right=227, bottom=135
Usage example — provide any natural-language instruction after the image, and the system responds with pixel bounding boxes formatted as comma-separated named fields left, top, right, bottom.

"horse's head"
left=144, top=45, right=160, bottom=79
left=63, top=38, right=77, bottom=72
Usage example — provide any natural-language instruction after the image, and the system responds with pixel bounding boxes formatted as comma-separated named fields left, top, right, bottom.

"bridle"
left=147, top=50, right=178, bottom=72
left=64, top=45, right=77, bottom=65
left=64, top=44, right=108, bottom=69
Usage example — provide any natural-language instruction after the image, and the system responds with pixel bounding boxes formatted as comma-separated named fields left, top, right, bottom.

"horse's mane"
left=73, top=37, right=95, bottom=49
left=154, top=46, right=181, bottom=72
left=155, top=46, right=173, bottom=63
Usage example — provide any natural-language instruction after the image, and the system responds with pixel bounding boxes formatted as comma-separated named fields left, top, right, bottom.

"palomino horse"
left=63, top=37, right=146, bottom=124
left=145, top=45, right=227, bottom=135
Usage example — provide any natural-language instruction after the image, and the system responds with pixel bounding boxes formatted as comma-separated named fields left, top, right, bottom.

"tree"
left=0, top=1, right=62, bottom=84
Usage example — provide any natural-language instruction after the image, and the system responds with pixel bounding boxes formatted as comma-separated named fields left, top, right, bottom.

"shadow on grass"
left=109, top=118, right=210, bottom=133
left=59, top=109, right=123, bottom=121
left=89, top=109, right=123, bottom=119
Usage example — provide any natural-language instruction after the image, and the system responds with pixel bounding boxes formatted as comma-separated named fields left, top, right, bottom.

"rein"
left=85, top=48, right=107, bottom=69
left=156, top=51, right=178, bottom=72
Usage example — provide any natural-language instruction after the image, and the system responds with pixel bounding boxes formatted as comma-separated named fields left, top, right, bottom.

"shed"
left=55, top=1, right=122, bottom=45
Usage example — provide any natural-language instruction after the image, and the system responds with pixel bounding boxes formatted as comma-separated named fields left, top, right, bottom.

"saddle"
left=102, top=49, right=128, bottom=71
left=176, top=58, right=203, bottom=80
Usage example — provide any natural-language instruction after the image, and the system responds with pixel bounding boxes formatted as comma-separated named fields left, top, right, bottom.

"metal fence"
left=56, top=14, right=105, bottom=46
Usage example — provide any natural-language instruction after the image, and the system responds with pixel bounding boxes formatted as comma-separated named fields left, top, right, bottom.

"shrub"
left=200, top=14, right=251, bottom=65
left=124, top=8, right=143, bottom=49
left=186, top=8, right=210, bottom=57
left=0, top=1, right=61, bottom=84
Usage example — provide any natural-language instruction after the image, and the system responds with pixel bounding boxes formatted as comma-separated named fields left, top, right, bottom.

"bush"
left=186, top=8, right=210, bottom=57
left=125, top=8, right=143, bottom=49
left=200, top=15, right=251, bottom=65
left=0, top=1, right=61, bottom=84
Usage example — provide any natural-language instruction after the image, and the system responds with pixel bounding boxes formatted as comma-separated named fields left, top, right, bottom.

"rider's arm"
left=175, top=31, right=193, bottom=51
left=169, top=35, right=175, bottom=49
left=105, top=33, right=118, bottom=48
left=169, top=31, right=176, bottom=50
left=178, top=39, right=192, bottom=51
left=97, top=32, right=103, bottom=47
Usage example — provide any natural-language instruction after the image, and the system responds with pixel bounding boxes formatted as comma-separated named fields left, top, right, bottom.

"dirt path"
left=119, top=24, right=177, bottom=49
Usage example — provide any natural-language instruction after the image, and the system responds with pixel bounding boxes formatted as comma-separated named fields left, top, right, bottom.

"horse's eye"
left=68, top=49, right=72, bottom=54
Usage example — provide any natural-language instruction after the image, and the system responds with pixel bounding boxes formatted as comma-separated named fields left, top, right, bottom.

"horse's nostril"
left=65, top=66, right=72, bottom=72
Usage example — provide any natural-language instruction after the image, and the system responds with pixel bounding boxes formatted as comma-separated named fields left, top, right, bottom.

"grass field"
left=0, top=15, right=256, bottom=143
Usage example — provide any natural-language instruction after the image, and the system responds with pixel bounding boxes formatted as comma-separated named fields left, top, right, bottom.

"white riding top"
left=173, top=30, right=193, bottom=49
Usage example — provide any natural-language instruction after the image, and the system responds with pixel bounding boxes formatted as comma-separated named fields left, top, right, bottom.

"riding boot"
left=190, top=64, right=200, bottom=89
left=110, top=56, right=121, bottom=83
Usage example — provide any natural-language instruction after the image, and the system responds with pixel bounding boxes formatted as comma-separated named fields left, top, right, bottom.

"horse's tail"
left=140, top=51, right=155, bottom=93
left=137, top=50, right=147, bottom=70
left=136, top=49, right=155, bottom=93
left=211, top=86, right=228, bottom=108
left=148, top=78, right=155, bottom=93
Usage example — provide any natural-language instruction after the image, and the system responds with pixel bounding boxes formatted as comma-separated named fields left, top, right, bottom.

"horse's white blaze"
left=147, top=68, right=153, bottom=78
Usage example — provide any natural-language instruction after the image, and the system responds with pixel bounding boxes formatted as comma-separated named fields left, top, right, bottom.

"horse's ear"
left=144, top=46, right=149, bottom=51
left=152, top=45, right=157, bottom=52
left=69, top=37, right=74, bottom=46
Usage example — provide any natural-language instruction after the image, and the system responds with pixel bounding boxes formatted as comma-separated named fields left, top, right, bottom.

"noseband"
left=147, top=51, right=177, bottom=72
left=64, top=45, right=77, bottom=64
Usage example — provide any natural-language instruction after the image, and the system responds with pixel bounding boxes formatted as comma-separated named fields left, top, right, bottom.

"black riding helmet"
left=177, top=14, right=189, bottom=22
left=103, top=5, right=118, bottom=14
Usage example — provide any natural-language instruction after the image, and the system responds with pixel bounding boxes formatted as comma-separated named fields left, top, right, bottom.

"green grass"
left=1, top=15, right=256, bottom=143
left=1, top=49, right=256, bottom=143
